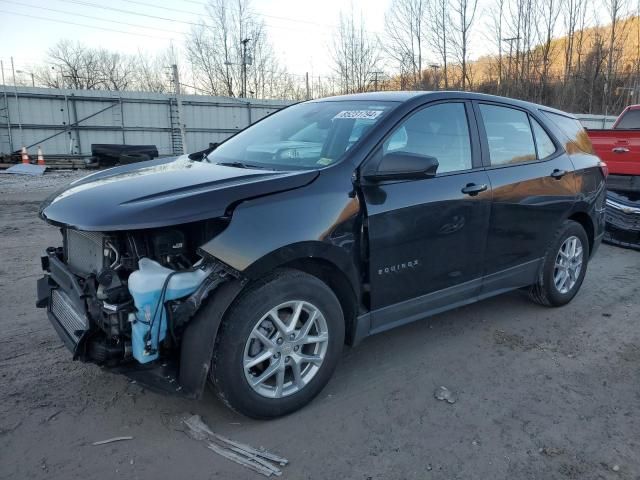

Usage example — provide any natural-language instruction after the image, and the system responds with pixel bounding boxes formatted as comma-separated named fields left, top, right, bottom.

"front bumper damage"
left=36, top=247, right=242, bottom=398
left=604, top=190, right=640, bottom=250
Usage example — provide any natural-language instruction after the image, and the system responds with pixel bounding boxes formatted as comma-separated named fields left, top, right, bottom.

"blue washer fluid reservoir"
left=128, top=258, right=209, bottom=364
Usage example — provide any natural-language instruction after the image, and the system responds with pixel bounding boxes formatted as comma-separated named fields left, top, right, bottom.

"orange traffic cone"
left=21, top=146, right=29, bottom=164
left=37, top=146, right=45, bottom=166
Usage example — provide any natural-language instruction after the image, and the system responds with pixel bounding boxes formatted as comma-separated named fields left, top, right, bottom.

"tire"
left=211, top=269, right=345, bottom=419
left=529, top=220, right=590, bottom=307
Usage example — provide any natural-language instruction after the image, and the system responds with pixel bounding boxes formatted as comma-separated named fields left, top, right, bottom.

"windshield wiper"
left=216, top=161, right=270, bottom=170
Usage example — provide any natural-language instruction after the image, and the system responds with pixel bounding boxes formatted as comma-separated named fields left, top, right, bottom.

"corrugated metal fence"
left=0, top=86, right=290, bottom=158
left=0, top=86, right=622, bottom=159
left=574, top=114, right=618, bottom=129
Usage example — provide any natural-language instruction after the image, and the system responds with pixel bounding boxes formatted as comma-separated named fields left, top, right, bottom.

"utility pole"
left=241, top=38, right=251, bottom=98
left=10, top=57, right=22, bottom=140
left=305, top=72, right=310, bottom=100
left=429, top=64, right=440, bottom=90
left=370, top=71, right=384, bottom=91
left=1, top=60, right=14, bottom=152
left=502, top=37, right=520, bottom=96
left=171, top=64, right=187, bottom=153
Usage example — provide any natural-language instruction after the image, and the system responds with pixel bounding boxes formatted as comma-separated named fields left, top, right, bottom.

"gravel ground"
left=1, top=171, right=639, bottom=480
left=0, top=170, right=87, bottom=196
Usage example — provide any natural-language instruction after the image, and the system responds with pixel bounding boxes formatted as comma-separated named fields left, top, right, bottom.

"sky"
left=0, top=0, right=607, bottom=82
left=0, top=0, right=498, bottom=81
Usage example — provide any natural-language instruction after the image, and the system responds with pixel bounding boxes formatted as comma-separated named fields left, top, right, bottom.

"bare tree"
left=486, top=0, right=506, bottom=93
left=95, top=50, right=136, bottom=91
left=331, top=7, right=381, bottom=93
left=36, top=40, right=102, bottom=89
left=133, top=48, right=174, bottom=94
left=186, top=0, right=283, bottom=98
left=604, top=0, right=630, bottom=113
left=536, top=0, right=560, bottom=102
left=563, top=0, right=585, bottom=82
left=429, top=0, right=451, bottom=88
left=450, top=0, right=479, bottom=89
left=384, top=0, right=428, bottom=89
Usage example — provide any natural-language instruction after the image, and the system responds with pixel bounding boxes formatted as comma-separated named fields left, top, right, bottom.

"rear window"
left=479, top=104, right=537, bottom=166
left=615, top=109, right=640, bottom=129
left=542, top=111, right=593, bottom=154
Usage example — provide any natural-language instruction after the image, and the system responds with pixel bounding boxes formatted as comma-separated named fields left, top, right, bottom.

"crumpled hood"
left=39, top=155, right=318, bottom=231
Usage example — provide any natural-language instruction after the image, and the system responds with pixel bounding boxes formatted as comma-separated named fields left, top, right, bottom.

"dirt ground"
left=1, top=170, right=639, bottom=480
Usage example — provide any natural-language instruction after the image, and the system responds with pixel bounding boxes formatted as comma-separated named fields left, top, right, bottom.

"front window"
left=207, top=101, right=397, bottom=170
left=382, top=102, right=472, bottom=174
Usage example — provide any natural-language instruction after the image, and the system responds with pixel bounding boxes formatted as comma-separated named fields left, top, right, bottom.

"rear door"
left=474, top=102, right=577, bottom=291
left=362, top=101, right=492, bottom=331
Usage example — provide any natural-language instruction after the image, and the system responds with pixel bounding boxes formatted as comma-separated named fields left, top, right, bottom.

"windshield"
left=616, top=108, right=640, bottom=129
left=207, top=100, right=397, bottom=170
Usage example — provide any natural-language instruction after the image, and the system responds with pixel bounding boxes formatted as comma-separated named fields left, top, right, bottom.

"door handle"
left=461, top=183, right=488, bottom=196
left=550, top=169, right=567, bottom=179
left=612, top=147, right=630, bottom=153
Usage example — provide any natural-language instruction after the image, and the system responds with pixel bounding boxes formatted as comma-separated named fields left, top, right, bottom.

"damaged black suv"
left=37, top=92, right=607, bottom=418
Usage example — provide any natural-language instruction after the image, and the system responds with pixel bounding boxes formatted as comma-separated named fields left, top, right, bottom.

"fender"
left=178, top=278, right=245, bottom=398
left=199, top=164, right=363, bottom=296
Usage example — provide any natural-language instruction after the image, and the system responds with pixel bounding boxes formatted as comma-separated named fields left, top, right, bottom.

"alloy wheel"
left=553, top=235, right=583, bottom=294
left=243, top=300, right=329, bottom=398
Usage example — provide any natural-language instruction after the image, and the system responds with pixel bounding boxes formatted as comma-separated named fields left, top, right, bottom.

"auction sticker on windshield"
left=334, top=110, right=384, bottom=120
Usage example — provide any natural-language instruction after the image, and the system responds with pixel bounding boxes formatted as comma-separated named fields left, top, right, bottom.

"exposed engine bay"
left=39, top=220, right=235, bottom=372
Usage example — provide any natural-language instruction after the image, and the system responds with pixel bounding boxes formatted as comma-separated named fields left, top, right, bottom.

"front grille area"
left=606, top=206, right=640, bottom=232
left=64, top=229, right=105, bottom=274
left=51, top=289, right=87, bottom=338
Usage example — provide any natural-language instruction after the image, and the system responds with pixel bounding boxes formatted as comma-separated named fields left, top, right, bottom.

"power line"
left=56, top=0, right=203, bottom=26
left=176, top=0, right=342, bottom=30
left=53, top=0, right=378, bottom=37
left=0, top=8, right=176, bottom=39
left=55, top=0, right=340, bottom=37
left=0, top=0, right=184, bottom=35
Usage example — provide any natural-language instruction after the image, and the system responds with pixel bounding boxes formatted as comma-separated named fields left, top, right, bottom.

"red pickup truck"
left=587, top=105, right=640, bottom=249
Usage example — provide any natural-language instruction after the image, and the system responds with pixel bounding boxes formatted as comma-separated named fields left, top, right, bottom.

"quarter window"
left=530, top=117, right=557, bottom=159
left=543, top=111, right=593, bottom=154
left=383, top=103, right=472, bottom=174
left=479, top=104, right=537, bottom=166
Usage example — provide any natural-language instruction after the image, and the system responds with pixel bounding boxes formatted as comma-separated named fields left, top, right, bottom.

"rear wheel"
left=529, top=220, right=589, bottom=307
left=211, top=269, right=344, bottom=418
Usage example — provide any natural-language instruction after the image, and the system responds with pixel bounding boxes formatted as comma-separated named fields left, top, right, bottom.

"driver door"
left=361, top=101, right=492, bottom=332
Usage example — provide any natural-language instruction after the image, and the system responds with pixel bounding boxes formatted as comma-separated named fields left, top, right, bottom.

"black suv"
left=37, top=92, right=607, bottom=418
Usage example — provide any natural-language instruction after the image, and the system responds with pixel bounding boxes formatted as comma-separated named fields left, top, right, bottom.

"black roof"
left=312, top=90, right=572, bottom=117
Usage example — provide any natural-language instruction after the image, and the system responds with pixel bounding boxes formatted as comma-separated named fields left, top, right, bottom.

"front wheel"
left=211, top=269, right=345, bottom=418
left=529, top=220, right=590, bottom=307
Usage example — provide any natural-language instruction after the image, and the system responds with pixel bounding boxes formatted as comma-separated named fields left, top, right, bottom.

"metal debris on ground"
left=183, top=414, right=288, bottom=477
left=539, top=446, right=565, bottom=457
left=434, top=386, right=457, bottom=404
left=0, top=164, right=47, bottom=176
left=91, top=436, right=134, bottom=446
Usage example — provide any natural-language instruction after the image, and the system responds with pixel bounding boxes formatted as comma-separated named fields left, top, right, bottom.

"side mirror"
left=364, top=151, right=439, bottom=181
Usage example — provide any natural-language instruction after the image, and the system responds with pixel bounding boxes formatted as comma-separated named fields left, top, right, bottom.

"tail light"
left=598, top=160, right=609, bottom=178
